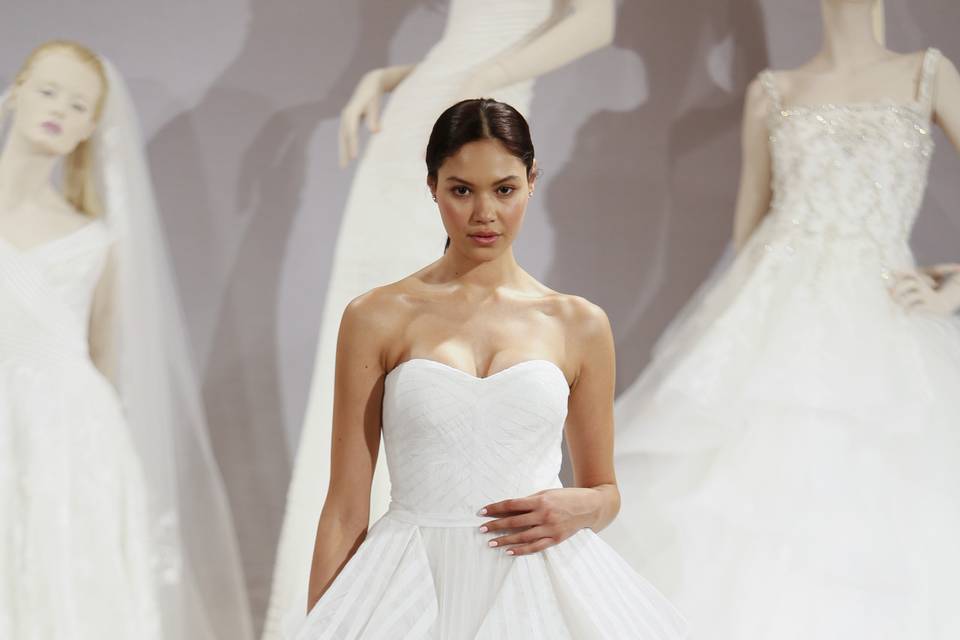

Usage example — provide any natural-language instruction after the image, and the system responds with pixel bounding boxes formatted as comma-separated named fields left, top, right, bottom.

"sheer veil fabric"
left=0, top=58, right=256, bottom=639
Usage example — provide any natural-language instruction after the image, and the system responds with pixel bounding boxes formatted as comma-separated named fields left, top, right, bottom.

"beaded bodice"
left=758, top=48, right=941, bottom=279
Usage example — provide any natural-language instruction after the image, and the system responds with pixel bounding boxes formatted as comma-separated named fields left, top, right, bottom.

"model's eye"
left=497, top=185, right=516, bottom=196
left=39, top=88, right=55, bottom=97
left=452, top=185, right=471, bottom=197
left=71, top=103, right=88, bottom=113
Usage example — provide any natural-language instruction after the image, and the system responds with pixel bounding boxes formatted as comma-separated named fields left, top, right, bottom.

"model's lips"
left=469, top=232, right=501, bottom=246
left=41, top=121, right=62, bottom=135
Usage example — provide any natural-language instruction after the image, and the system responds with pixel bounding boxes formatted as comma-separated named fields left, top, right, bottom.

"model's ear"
left=427, top=175, right=438, bottom=200
left=528, top=159, right=539, bottom=194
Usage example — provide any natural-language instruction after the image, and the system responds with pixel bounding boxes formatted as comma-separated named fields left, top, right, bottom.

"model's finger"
left=479, top=496, right=536, bottom=517
left=487, top=527, right=544, bottom=549
left=480, top=512, right=540, bottom=533
left=505, top=537, right=556, bottom=557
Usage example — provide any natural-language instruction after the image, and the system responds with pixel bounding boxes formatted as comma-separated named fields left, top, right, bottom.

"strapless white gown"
left=267, top=2, right=559, bottom=636
left=603, top=48, right=960, bottom=638
left=0, top=221, right=160, bottom=639
left=288, top=358, right=686, bottom=639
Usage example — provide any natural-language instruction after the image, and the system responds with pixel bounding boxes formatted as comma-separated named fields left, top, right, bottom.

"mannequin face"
left=429, top=138, right=536, bottom=261
left=9, top=49, right=103, bottom=157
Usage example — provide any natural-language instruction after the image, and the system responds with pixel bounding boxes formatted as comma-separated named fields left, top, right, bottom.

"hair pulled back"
left=426, top=98, right=535, bottom=179
left=425, top=99, right=536, bottom=251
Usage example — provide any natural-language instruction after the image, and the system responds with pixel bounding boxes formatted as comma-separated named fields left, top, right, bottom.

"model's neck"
left=438, top=246, right=526, bottom=290
left=818, top=1, right=886, bottom=67
left=0, top=132, right=60, bottom=212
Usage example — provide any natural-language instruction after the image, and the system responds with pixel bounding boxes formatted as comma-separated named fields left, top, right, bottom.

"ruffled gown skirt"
left=602, top=221, right=960, bottom=638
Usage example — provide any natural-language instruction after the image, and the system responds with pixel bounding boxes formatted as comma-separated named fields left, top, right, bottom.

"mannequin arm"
left=467, top=0, right=615, bottom=93
left=893, top=53, right=960, bottom=315
left=933, top=54, right=960, bottom=155
left=89, top=246, right=117, bottom=382
left=732, top=78, right=774, bottom=251
left=339, top=64, right=415, bottom=166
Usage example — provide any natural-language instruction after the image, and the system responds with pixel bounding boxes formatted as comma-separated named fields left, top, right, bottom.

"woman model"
left=0, top=41, right=253, bottom=639
left=604, top=1, right=960, bottom=637
left=287, top=98, right=686, bottom=639
left=267, top=1, right=616, bottom=636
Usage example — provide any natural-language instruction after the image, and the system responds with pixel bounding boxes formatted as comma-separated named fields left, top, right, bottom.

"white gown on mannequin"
left=266, top=2, right=558, bottom=636
left=0, top=220, right=160, bottom=639
left=289, top=358, right=687, bottom=639
left=603, top=47, right=960, bottom=638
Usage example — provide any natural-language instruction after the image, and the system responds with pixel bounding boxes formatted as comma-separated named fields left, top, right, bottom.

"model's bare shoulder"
left=338, top=283, right=412, bottom=348
left=549, top=293, right=612, bottom=343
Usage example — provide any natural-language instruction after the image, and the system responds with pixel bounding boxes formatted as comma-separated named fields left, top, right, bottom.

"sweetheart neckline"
left=387, top=357, right=570, bottom=386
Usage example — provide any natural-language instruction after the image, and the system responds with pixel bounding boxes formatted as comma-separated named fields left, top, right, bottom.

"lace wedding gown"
left=288, top=358, right=686, bottom=639
left=267, top=2, right=558, bottom=636
left=603, top=48, right=960, bottom=638
left=0, top=220, right=160, bottom=639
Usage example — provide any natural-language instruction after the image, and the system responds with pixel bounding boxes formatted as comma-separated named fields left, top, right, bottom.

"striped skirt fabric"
left=288, top=513, right=687, bottom=639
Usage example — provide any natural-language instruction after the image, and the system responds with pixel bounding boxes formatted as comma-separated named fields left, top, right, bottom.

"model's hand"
left=890, top=265, right=960, bottom=315
left=338, top=68, right=389, bottom=167
left=477, top=487, right=601, bottom=556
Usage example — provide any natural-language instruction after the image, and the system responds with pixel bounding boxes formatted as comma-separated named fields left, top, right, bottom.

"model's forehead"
left=440, top=139, right=526, bottom=179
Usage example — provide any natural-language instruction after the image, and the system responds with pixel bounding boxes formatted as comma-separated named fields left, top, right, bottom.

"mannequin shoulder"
left=933, top=51, right=960, bottom=94
left=743, top=75, right=772, bottom=121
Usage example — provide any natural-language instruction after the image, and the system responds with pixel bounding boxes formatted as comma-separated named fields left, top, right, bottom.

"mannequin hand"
left=890, top=265, right=960, bottom=315
left=477, top=487, right=601, bottom=556
left=339, top=68, right=390, bottom=167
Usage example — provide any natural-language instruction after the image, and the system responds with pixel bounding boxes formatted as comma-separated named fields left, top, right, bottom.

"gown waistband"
left=385, top=504, right=489, bottom=528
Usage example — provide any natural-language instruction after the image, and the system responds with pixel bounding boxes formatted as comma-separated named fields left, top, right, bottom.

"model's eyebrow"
left=445, top=175, right=521, bottom=186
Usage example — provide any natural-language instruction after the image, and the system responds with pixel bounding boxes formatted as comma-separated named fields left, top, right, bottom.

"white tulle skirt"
left=0, top=357, right=160, bottom=639
left=287, top=511, right=688, bottom=639
left=603, top=224, right=960, bottom=638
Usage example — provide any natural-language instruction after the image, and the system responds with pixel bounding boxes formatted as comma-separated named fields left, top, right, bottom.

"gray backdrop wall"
left=3, top=0, right=958, bottom=632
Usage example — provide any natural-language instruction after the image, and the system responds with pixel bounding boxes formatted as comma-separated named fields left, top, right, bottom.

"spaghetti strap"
left=917, top=47, right=942, bottom=118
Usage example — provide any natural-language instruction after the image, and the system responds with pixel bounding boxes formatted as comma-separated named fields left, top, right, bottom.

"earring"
left=432, top=194, right=438, bottom=202
left=528, top=192, right=533, bottom=198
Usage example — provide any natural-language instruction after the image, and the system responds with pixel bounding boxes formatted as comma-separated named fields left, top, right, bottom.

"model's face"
left=10, top=49, right=102, bottom=157
left=430, top=138, right=535, bottom=261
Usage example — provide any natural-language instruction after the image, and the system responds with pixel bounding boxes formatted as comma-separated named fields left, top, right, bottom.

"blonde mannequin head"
left=9, top=40, right=108, bottom=216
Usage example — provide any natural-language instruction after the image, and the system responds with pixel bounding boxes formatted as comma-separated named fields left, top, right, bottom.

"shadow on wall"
left=146, top=0, right=423, bottom=633
left=543, top=0, right=768, bottom=394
